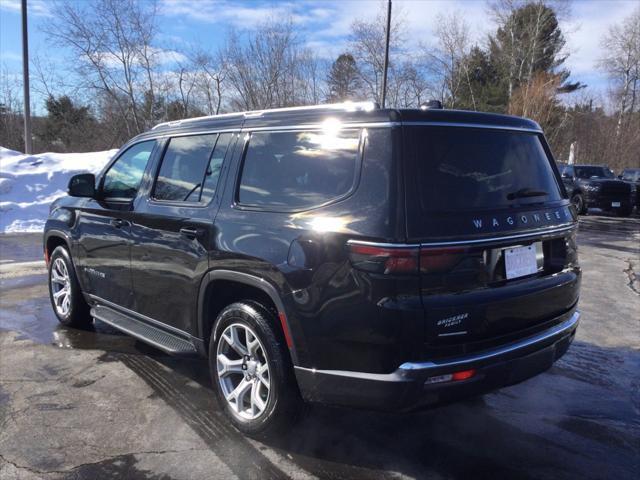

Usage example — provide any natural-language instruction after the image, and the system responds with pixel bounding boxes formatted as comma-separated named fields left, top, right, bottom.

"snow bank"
left=0, top=146, right=117, bottom=233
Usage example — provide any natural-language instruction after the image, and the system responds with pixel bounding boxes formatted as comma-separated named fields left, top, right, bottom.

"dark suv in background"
left=620, top=168, right=640, bottom=209
left=558, top=163, right=634, bottom=216
left=44, top=103, right=581, bottom=436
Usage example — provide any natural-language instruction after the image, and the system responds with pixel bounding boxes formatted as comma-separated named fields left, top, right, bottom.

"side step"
left=91, top=305, right=198, bottom=356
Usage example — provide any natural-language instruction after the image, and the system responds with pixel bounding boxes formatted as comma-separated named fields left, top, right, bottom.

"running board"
left=91, top=305, right=198, bottom=356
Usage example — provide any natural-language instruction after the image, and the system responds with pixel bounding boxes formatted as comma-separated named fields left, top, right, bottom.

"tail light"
left=347, top=241, right=468, bottom=275
left=420, top=247, right=468, bottom=274
left=347, top=242, right=419, bottom=275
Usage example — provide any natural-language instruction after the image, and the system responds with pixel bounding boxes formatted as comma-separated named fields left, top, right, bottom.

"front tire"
left=571, top=193, right=587, bottom=215
left=48, top=246, right=91, bottom=327
left=209, top=301, right=302, bottom=438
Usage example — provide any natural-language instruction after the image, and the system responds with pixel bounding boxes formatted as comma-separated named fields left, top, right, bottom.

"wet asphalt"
left=0, top=214, right=638, bottom=480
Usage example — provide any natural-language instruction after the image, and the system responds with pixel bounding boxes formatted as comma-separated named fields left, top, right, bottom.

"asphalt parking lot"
left=1, top=214, right=638, bottom=480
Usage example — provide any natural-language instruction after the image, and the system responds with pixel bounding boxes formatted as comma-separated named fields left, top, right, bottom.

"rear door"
left=75, top=140, right=157, bottom=309
left=403, top=125, right=579, bottom=349
left=129, top=132, right=237, bottom=333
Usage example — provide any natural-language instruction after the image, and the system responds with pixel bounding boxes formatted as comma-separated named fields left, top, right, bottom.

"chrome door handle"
left=111, top=218, right=130, bottom=228
left=179, top=227, right=201, bottom=239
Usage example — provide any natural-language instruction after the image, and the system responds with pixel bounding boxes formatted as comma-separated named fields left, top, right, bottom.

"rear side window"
left=102, top=140, right=155, bottom=199
left=409, top=127, right=562, bottom=212
left=154, top=133, right=230, bottom=203
left=238, top=129, right=361, bottom=209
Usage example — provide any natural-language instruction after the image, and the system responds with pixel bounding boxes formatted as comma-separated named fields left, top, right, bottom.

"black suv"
left=620, top=168, right=640, bottom=209
left=558, top=163, right=633, bottom=216
left=44, top=103, right=581, bottom=436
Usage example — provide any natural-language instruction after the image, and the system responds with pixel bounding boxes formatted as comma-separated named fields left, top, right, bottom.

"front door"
left=75, top=140, right=157, bottom=309
left=130, top=132, right=236, bottom=332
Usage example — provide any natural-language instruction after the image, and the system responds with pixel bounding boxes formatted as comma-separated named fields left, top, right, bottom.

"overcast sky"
left=0, top=0, right=637, bottom=111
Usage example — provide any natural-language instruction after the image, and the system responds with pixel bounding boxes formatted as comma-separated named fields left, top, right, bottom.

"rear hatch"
left=402, top=124, right=580, bottom=357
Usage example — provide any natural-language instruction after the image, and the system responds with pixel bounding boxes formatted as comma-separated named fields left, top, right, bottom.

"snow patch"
left=0, top=146, right=117, bottom=233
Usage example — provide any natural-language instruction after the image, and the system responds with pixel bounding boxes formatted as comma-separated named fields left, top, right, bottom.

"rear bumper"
left=294, top=310, right=579, bottom=411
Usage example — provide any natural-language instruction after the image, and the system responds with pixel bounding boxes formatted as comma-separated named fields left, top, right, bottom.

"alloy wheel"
left=216, top=323, right=270, bottom=421
left=50, top=258, right=72, bottom=317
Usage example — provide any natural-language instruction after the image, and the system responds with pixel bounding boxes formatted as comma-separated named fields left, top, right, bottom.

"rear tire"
left=47, top=246, right=91, bottom=327
left=209, top=301, right=303, bottom=438
left=571, top=193, right=587, bottom=215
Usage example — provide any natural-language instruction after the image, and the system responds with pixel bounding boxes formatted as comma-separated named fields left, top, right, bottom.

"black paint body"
left=44, top=107, right=581, bottom=410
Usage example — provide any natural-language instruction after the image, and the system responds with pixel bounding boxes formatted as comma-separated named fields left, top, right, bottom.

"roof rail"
left=152, top=101, right=379, bottom=130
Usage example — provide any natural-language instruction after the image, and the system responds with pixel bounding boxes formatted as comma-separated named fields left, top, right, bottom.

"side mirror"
left=561, top=172, right=572, bottom=179
left=68, top=173, right=96, bottom=198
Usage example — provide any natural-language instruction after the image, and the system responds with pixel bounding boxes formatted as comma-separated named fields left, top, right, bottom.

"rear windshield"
left=409, top=127, right=562, bottom=212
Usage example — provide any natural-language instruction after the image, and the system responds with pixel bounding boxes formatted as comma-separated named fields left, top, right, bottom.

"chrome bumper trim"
left=399, top=311, right=580, bottom=372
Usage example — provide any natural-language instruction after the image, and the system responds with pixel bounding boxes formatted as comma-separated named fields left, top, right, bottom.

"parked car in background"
left=44, top=103, right=581, bottom=437
left=619, top=168, right=640, bottom=209
left=557, top=163, right=633, bottom=216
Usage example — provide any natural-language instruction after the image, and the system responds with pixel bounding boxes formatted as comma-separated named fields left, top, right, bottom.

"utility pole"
left=21, top=0, right=33, bottom=154
left=381, top=0, right=391, bottom=108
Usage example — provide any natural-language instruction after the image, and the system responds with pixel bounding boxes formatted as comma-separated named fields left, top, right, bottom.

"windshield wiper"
left=507, top=188, right=548, bottom=200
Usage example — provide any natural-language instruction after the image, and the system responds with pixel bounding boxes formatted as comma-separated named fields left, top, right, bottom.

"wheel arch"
left=44, top=230, right=72, bottom=265
left=197, top=270, right=300, bottom=365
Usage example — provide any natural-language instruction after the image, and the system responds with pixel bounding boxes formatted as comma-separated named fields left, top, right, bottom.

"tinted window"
left=409, top=127, right=562, bottom=212
left=574, top=166, right=613, bottom=179
left=238, top=129, right=361, bottom=209
left=201, top=133, right=233, bottom=204
left=623, top=170, right=640, bottom=181
left=154, top=134, right=218, bottom=202
left=560, top=165, right=573, bottom=176
left=102, top=141, right=155, bottom=199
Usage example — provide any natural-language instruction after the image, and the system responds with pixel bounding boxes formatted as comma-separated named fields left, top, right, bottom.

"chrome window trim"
left=401, top=121, right=542, bottom=133
left=347, top=223, right=576, bottom=250
left=240, top=122, right=398, bottom=132
left=419, top=224, right=576, bottom=247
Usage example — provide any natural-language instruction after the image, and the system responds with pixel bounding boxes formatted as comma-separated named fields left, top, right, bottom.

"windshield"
left=574, top=166, right=614, bottom=179
left=408, top=127, right=563, bottom=212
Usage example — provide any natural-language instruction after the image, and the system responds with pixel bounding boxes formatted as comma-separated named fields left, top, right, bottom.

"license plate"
left=612, top=201, right=621, bottom=208
left=504, top=245, right=538, bottom=280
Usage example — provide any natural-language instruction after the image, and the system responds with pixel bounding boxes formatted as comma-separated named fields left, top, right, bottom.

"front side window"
left=102, top=141, right=155, bottom=199
left=201, top=133, right=234, bottom=204
left=238, top=129, right=361, bottom=209
left=153, top=134, right=219, bottom=202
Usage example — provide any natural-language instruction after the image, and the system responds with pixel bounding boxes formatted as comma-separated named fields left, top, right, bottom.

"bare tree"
left=191, top=50, right=227, bottom=115
left=598, top=6, right=640, bottom=136
left=0, top=65, right=25, bottom=151
left=423, top=11, right=473, bottom=108
left=45, top=0, right=164, bottom=136
left=349, top=3, right=406, bottom=105
left=222, top=18, right=323, bottom=110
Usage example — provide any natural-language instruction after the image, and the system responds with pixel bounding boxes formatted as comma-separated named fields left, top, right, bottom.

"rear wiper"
left=507, top=188, right=548, bottom=200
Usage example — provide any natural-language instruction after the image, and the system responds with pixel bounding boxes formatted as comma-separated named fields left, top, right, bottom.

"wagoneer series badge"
left=472, top=207, right=573, bottom=230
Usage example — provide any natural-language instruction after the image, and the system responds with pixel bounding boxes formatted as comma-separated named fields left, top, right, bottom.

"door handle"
left=179, top=227, right=201, bottom=239
left=111, top=218, right=130, bottom=228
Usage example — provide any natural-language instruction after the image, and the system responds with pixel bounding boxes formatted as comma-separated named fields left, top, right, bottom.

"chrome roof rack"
left=152, top=101, right=379, bottom=130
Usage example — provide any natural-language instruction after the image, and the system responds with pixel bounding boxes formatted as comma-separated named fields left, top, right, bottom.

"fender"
left=197, top=269, right=300, bottom=365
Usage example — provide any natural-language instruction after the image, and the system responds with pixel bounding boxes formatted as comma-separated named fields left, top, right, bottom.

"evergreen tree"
left=326, top=53, right=362, bottom=102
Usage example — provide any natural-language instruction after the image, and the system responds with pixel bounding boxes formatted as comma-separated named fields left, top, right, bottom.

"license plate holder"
left=611, top=201, right=621, bottom=208
left=504, top=245, right=538, bottom=280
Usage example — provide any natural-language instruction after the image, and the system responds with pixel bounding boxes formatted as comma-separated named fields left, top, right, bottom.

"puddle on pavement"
left=0, top=273, right=162, bottom=356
